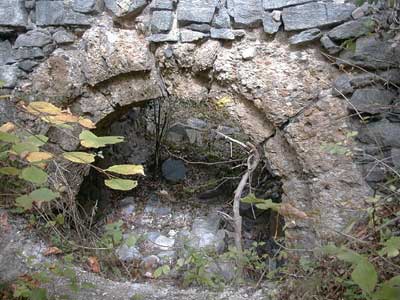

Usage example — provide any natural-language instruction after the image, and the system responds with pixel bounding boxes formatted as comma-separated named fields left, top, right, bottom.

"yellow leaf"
left=0, top=122, right=15, bottom=133
left=63, top=152, right=95, bottom=164
left=41, top=113, right=79, bottom=125
left=26, top=152, right=53, bottom=163
left=26, top=101, right=62, bottom=116
left=215, top=96, right=232, bottom=108
left=105, top=164, right=144, bottom=176
left=78, top=118, right=96, bottom=129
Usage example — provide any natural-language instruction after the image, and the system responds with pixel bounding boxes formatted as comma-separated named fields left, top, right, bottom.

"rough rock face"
left=0, top=0, right=28, bottom=27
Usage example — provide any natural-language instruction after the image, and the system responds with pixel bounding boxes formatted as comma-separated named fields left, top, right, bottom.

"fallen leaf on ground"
left=278, top=203, right=308, bottom=220
left=88, top=256, right=101, bottom=273
left=43, top=247, right=63, bottom=256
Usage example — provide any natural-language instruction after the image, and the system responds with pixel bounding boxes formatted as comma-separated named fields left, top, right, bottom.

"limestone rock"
left=14, top=29, right=53, bottom=48
left=180, top=30, right=209, bottom=43
left=0, top=40, right=15, bottom=65
left=262, top=12, right=281, bottom=34
left=104, top=0, right=148, bottom=17
left=212, top=7, right=231, bottom=29
left=151, top=10, right=173, bottom=33
left=53, top=30, right=76, bottom=45
left=15, top=47, right=44, bottom=60
left=282, top=2, right=355, bottom=31
left=185, top=23, right=211, bottom=33
left=289, top=28, right=321, bottom=45
left=148, top=32, right=179, bottom=42
left=193, top=40, right=221, bottom=72
left=338, top=35, right=400, bottom=69
left=210, top=28, right=235, bottom=40
left=263, top=0, right=313, bottom=10
left=328, top=17, right=375, bottom=41
left=227, top=0, right=263, bottom=28
left=0, top=65, right=20, bottom=88
left=241, top=47, right=256, bottom=60
left=0, top=0, right=28, bottom=27
left=349, top=88, right=396, bottom=114
left=150, top=0, right=174, bottom=11
left=81, top=25, right=154, bottom=85
left=162, top=158, right=187, bottom=183
left=177, top=0, right=217, bottom=25
left=36, top=1, right=92, bottom=26
left=320, top=35, right=342, bottom=54
left=73, top=0, right=103, bottom=14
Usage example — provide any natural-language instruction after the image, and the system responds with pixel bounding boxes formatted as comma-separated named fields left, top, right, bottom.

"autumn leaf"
left=26, top=151, right=53, bottom=163
left=26, top=101, right=62, bottom=116
left=278, top=203, right=308, bottom=220
left=43, top=247, right=63, bottom=256
left=88, top=256, right=101, bottom=273
left=78, top=118, right=96, bottom=129
left=0, top=122, right=15, bottom=133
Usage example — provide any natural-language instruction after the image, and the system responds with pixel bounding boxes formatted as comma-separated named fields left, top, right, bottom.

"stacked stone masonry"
left=0, top=0, right=399, bottom=250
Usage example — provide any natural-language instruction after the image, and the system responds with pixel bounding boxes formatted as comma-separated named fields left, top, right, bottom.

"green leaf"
left=104, top=179, right=137, bottom=191
left=336, top=247, right=363, bottom=264
left=11, top=142, right=39, bottom=154
left=0, top=132, right=19, bottom=143
left=240, top=193, right=265, bottom=204
left=21, top=166, right=48, bottom=184
left=26, top=135, right=48, bottom=147
left=0, top=167, right=20, bottom=175
left=125, top=235, right=138, bottom=247
left=63, top=152, right=96, bottom=164
left=79, top=130, right=124, bottom=149
left=380, top=237, right=400, bottom=258
left=15, top=195, right=34, bottom=210
left=351, top=259, right=378, bottom=294
left=255, top=199, right=280, bottom=211
left=30, top=188, right=60, bottom=202
left=154, top=266, right=163, bottom=278
left=105, top=164, right=144, bottom=176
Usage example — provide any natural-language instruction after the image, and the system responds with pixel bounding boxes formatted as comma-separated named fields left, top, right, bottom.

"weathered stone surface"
left=391, top=148, right=400, bottom=170
left=177, top=0, right=217, bottom=25
left=15, top=47, right=44, bottom=60
left=14, top=30, right=53, bottom=48
left=241, top=47, right=256, bottom=60
left=186, top=23, right=211, bottom=32
left=212, top=7, right=231, bottom=29
left=262, top=12, right=281, bottom=34
left=188, top=214, right=225, bottom=253
left=227, top=0, right=263, bottom=28
left=338, top=35, right=400, bottom=69
left=0, top=40, right=15, bottom=65
left=282, top=2, right=355, bottom=31
left=180, top=30, right=208, bottom=43
left=0, top=0, right=28, bottom=27
left=81, top=25, right=154, bottom=85
left=17, top=60, right=38, bottom=72
left=193, top=40, right=221, bottom=72
left=148, top=32, right=179, bottom=42
left=349, top=88, right=396, bottom=114
left=104, top=0, right=148, bottom=17
left=210, top=28, right=235, bottom=40
left=332, top=74, right=353, bottom=96
left=352, top=2, right=372, bottom=19
left=150, top=0, right=174, bottom=10
left=116, top=244, right=142, bottom=262
left=73, top=0, right=102, bottom=13
left=289, top=28, right=321, bottom=45
left=36, top=1, right=91, bottom=26
left=0, top=65, right=20, bottom=88
left=263, top=0, right=314, bottom=10
left=358, top=119, right=400, bottom=148
left=162, top=158, right=187, bottom=182
left=328, top=17, right=375, bottom=41
left=320, top=34, right=342, bottom=54
left=151, top=10, right=173, bottom=33
left=53, top=30, right=75, bottom=44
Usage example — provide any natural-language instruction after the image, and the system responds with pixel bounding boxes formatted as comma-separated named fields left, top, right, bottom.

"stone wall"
left=1, top=0, right=399, bottom=251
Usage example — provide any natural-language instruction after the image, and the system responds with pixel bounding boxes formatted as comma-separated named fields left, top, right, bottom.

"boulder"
left=162, top=158, right=187, bottom=183
left=36, top=1, right=91, bottom=26
left=104, top=0, right=148, bottom=17
left=262, top=12, right=281, bottom=34
left=15, top=47, right=44, bottom=60
left=289, top=28, right=321, bottom=45
left=212, top=7, right=231, bottom=29
left=328, top=17, right=375, bottom=41
left=338, top=35, right=400, bottom=70
left=177, top=0, right=217, bottom=25
left=349, top=88, right=396, bottom=114
left=14, top=30, right=53, bottom=48
left=151, top=10, right=173, bottom=33
left=282, top=2, right=355, bottom=31
left=150, top=0, right=174, bottom=11
left=53, top=30, right=76, bottom=45
left=320, top=35, right=342, bottom=54
left=17, top=60, right=38, bottom=72
left=0, top=65, right=20, bottom=88
left=0, top=0, right=28, bottom=27
left=263, top=0, right=314, bottom=10
left=210, top=28, right=235, bottom=40
left=81, top=25, right=154, bottom=85
left=180, top=30, right=209, bottom=43
left=0, top=40, right=15, bottom=65
left=227, top=0, right=263, bottom=28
